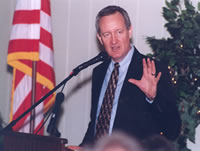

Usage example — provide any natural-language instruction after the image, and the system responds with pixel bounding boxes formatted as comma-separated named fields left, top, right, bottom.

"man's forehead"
left=99, top=12, right=126, bottom=29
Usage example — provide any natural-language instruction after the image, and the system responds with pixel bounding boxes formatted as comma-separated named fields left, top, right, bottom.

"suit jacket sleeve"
left=150, top=60, right=181, bottom=140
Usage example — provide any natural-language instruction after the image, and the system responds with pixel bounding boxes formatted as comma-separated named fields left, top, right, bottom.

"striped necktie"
left=95, top=62, right=120, bottom=140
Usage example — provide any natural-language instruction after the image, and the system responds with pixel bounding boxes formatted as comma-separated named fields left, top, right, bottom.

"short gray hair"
left=95, top=5, right=132, bottom=34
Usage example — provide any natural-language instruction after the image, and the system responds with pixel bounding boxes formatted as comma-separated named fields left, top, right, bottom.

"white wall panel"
left=0, top=0, right=15, bottom=126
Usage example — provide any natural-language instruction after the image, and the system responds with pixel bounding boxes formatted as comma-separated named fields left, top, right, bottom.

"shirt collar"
left=110, top=45, right=134, bottom=71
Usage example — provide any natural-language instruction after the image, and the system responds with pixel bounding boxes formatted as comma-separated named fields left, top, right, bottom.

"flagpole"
left=30, top=61, right=37, bottom=134
left=7, top=0, right=56, bottom=135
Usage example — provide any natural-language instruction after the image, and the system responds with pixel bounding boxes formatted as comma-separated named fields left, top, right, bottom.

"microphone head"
left=98, top=51, right=110, bottom=62
left=72, top=51, right=110, bottom=76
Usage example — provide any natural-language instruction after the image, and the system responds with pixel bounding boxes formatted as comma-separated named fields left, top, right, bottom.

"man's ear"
left=128, top=25, right=133, bottom=39
left=97, top=33, right=103, bottom=45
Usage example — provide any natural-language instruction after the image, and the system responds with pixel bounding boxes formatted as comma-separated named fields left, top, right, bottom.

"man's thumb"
left=128, top=78, right=139, bottom=86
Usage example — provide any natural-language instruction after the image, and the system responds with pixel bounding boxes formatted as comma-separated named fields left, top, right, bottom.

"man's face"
left=97, top=12, right=132, bottom=62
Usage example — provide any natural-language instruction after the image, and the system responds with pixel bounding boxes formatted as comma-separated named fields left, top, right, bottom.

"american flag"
left=7, top=0, right=55, bottom=134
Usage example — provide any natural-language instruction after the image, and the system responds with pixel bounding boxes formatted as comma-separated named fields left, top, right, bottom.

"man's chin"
left=112, top=56, right=122, bottom=62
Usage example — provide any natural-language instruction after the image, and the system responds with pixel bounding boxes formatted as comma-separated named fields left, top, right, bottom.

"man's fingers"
left=151, top=60, right=156, bottom=75
left=66, top=146, right=83, bottom=151
left=156, top=72, right=162, bottom=82
left=144, top=58, right=157, bottom=76
left=147, top=58, right=152, bottom=74
left=142, top=58, right=147, bottom=75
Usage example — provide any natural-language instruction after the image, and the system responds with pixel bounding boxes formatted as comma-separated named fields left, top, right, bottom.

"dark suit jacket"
left=81, top=48, right=181, bottom=145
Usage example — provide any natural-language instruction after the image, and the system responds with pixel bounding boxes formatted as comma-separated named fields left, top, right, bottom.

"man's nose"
left=111, top=34, right=118, bottom=44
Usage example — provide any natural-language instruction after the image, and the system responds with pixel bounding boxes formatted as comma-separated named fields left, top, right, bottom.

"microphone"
left=0, top=52, right=108, bottom=135
left=47, top=92, right=64, bottom=137
left=72, top=51, right=109, bottom=76
left=48, top=52, right=108, bottom=136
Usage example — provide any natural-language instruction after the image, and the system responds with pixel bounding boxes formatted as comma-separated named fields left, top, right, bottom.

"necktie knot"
left=114, top=62, right=120, bottom=69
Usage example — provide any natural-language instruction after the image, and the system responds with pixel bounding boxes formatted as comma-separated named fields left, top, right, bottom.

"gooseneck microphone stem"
left=0, top=51, right=108, bottom=135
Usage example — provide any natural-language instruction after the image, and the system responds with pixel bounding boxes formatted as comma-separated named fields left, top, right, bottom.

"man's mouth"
left=111, top=45, right=120, bottom=51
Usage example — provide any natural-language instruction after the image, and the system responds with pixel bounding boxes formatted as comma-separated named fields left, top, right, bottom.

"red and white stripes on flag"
left=7, top=0, right=55, bottom=134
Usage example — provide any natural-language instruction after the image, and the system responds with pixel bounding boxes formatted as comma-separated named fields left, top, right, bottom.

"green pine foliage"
left=146, top=0, right=200, bottom=151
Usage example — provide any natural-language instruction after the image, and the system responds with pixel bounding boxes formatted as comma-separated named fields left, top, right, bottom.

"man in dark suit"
left=81, top=5, right=181, bottom=146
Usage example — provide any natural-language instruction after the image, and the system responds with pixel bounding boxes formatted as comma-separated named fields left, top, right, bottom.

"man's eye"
left=103, top=33, right=110, bottom=37
left=117, top=30, right=123, bottom=34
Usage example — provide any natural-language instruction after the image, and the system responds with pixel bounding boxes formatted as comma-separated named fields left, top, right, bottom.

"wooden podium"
left=0, top=131, right=68, bottom=151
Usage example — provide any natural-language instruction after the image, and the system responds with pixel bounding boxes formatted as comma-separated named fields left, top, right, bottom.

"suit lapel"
left=118, top=48, right=144, bottom=102
left=113, top=48, right=144, bottom=128
left=91, top=59, right=111, bottom=119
